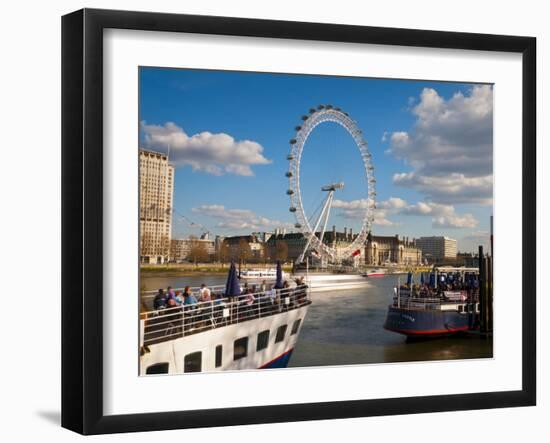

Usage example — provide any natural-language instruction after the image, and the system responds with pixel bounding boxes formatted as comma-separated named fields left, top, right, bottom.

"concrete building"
left=140, top=149, right=174, bottom=264
left=456, top=252, right=479, bottom=267
left=223, top=235, right=266, bottom=262
left=365, top=234, right=422, bottom=266
left=266, top=232, right=307, bottom=262
left=266, top=226, right=360, bottom=263
left=416, top=236, right=457, bottom=263
left=170, top=236, right=216, bottom=263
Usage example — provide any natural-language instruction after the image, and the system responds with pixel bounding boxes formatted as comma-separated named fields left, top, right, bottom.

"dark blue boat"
left=384, top=267, right=480, bottom=337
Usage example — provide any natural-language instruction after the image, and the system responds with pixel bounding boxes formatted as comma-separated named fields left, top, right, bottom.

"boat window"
left=146, top=362, right=169, bottom=375
left=234, top=337, right=248, bottom=360
left=291, top=319, right=302, bottom=335
left=215, top=345, right=222, bottom=368
left=257, top=330, right=270, bottom=351
left=275, top=325, right=288, bottom=343
left=184, top=352, right=202, bottom=373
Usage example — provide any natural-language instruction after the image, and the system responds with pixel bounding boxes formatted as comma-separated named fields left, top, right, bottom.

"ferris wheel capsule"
left=289, top=207, right=297, bottom=212
left=295, top=223, right=302, bottom=229
left=286, top=189, right=294, bottom=195
left=285, top=171, right=293, bottom=178
left=287, top=154, right=294, bottom=161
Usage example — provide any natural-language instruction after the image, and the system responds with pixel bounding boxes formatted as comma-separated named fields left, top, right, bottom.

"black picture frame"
left=61, top=8, right=536, bottom=435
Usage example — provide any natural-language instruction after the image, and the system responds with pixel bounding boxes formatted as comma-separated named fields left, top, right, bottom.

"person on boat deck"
left=183, top=287, right=198, bottom=306
left=167, top=286, right=176, bottom=300
left=199, top=283, right=211, bottom=302
left=268, top=286, right=277, bottom=306
left=260, top=280, right=268, bottom=294
left=166, top=286, right=182, bottom=306
left=153, top=289, right=167, bottom=310
left=173, top=291, right=183, bottom=306
left=241, top=282, right=249, bottom=295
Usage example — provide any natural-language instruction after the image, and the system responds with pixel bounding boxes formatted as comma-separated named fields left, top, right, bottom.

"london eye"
left=286, top=105, right=376, bottom=264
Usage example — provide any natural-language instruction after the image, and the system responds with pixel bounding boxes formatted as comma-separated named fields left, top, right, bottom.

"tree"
left=218, top=240, right=230, bottom=265
left=273, top=240, right=289, bottom=263
left=188, top=239, right=209, bottom=266
left=237, top=238, right=252, bottom=264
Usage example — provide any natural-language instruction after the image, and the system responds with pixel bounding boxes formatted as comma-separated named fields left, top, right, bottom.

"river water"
left=141, top=273, right=492, bottom=367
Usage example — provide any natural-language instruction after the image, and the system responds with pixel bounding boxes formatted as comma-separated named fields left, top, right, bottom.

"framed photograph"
left=62, top=8, right=536, bottom=435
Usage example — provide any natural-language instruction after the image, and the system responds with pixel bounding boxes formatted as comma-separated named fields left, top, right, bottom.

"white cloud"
left=432, top=213, right=478, bottom=229
left=333, top=197, right=477, bottom=229
left=192, top=204, right=293, bottom=232
left=389, top=131, right=410, bottom=148
left=393, top=172, right=493, bottom=205
left=385, top=85, right=493, bottom=205
left=378, top=197, right=408, bottom=210
left=332, top=198, right=396, bottom=226
left=141, top=121, right=271, bottom=176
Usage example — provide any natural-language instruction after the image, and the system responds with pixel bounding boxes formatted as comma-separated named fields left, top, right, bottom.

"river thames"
left=141, top=273, right=493, bottom=367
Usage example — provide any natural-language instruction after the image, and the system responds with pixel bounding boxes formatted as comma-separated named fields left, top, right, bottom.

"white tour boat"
left=292, top=271, right=369, bottom=292
left=140, top=284, right=311, bottom=374
left=362, top=268, right=387, bottom=277
left=239, top=268, right=285, bottom=281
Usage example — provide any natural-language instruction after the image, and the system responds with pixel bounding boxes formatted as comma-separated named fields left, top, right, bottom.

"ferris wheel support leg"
left=296, top=190, right=334, bottom=265
left=319, top=192, right=334, bottom=246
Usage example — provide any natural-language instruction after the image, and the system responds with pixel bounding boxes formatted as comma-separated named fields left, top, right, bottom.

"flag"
left=352, top=249, right=361, bottom=257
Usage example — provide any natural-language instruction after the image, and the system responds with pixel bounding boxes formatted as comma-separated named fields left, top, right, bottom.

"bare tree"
left=188, top=239, right=209, bottom=266
left=237, top=238, right=252, bottom=264
left=218, top=240, right=230, bottom=266
left=274, top=240, right=288, bottom=263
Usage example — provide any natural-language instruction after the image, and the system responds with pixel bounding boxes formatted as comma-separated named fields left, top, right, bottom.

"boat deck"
left=140, top=286, right=311, bottom=347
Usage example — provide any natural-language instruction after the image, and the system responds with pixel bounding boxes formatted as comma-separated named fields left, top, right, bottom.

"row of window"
left=145, top=319, right=302, bottom=374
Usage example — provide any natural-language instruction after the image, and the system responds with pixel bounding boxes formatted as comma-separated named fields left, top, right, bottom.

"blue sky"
left=139, top=67, right=493, bottom=253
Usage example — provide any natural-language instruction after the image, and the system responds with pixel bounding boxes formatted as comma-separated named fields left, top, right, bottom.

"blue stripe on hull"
left=261, top=349, right=294, bottom=369
left=384, top=306, right=474, bottom=336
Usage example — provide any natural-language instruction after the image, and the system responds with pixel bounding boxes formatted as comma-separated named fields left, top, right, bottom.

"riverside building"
left=140, top=149, right=174, bottom=264
left=416, top=236, right=457, bottom=263
left=365, top=234, right=422, bottom=266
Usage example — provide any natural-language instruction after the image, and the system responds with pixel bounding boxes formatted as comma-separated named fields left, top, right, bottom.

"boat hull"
left=140, top=304, right=309, bottom=374
left=384, top=306, right=473, bottom=336
left=260, top=349, right=294, bottom=369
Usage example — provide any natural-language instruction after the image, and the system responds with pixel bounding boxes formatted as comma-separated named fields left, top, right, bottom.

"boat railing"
left=391, top=292, right=479, bottom=311
left=140, top=286, right=311, bottom=347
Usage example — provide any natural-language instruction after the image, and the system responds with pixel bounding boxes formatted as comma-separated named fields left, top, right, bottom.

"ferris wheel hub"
left=321, top=182, right=345, bottom=192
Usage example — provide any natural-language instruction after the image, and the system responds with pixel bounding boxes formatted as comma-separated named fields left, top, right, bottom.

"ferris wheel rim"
left=286, top=106, right=376, bottom=261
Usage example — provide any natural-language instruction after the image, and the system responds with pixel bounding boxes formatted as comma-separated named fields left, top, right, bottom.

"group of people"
left=398, top=274, right=480, bottom=300
left=152, top=284, right=213, bottom=310
left=148, top=278, right=309, bottom=329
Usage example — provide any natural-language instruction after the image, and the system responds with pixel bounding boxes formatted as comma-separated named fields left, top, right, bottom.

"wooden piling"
left=478, top=245, right=493, bottom=335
